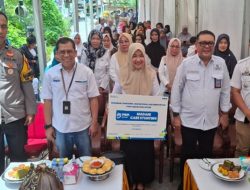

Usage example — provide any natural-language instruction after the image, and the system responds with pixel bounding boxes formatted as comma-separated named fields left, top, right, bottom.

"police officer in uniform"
left=231, top=57, right=250, bottom=157
left=0, top=12, right=36, bottom=175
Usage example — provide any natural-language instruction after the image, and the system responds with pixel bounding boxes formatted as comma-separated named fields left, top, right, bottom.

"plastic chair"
left=24, top=103, right=48, bottom=160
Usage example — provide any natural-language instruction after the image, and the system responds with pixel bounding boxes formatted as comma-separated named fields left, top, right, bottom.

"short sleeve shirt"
left=231, top=57, right=250, bottom=122
left=41, top=63, right=99, bottom=133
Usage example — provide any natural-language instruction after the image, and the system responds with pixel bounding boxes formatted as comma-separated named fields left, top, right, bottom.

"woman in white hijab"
left=103, top=33, right=117, bottom=57
left=72, top=32, right=84, bottom=62
left=112, top=43, right=160, bottom=190
left=158, top=38, right=183, bottom=95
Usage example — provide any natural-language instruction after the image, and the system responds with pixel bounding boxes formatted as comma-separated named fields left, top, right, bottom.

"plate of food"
left=3, top=163, right=31, bottom=183
left=81, top=156, right=115, bottom=181
left=211, top=160, right=246, bottom=182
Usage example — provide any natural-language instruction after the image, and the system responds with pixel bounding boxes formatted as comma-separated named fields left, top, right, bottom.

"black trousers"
left=0, top=118, right=27, bottom=175
left=180, top=126, right=217, bottom=178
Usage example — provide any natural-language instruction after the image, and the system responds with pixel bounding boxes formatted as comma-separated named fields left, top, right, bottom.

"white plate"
left=3, top=163, right=30, bottom=182
left=211, top=162, right=246, bottom=182
left=199, top=159, right=215, bottom=171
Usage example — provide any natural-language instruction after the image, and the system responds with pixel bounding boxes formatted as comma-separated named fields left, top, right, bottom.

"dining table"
left=0, top=161, right=127, bottom=190
left=183, top=158, right=250, bottom=190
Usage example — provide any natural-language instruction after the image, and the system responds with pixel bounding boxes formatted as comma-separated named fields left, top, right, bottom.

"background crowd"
left=2, top=12, right=249, bottom=190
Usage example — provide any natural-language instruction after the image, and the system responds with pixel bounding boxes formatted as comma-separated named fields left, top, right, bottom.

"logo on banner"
left=116, top=110, right=158, bottom=122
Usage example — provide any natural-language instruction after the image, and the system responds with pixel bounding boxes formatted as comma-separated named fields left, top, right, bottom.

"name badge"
left=63, top=101, right=71, bottom=114
left=214, top=78, right=222, bottom=88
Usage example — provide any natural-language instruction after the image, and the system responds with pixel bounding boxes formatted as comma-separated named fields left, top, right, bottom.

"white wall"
left=198, top=0, right=245, bottom=60
left=138, top=0, right=249, bottom=59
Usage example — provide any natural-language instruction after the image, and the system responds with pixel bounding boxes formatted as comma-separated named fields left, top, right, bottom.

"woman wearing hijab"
left=80, top=29, right=110, bottom=92
left=214, top=34, right=238, bottom=124
left=133, top=33, right=146, bottom=48
left=112, top=43, right=160, bottom=190
left=72, top=32, right=84, bottom=62
left=146, top=28, right=166, bottom=70
left=109, top=33, right=132, bottom=83
left=103, top=33, right=117, bottom=57
left=103, top=26, right=117, bottom=47
left=214, top=33, right=237, bottom=78
left=158, top=38, right=183, bottom=95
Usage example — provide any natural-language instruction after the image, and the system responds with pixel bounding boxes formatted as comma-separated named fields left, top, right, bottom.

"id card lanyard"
left=60, top=64, right=77, bottom=100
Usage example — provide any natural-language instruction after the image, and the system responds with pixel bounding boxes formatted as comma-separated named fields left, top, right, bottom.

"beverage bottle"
left=58, top=159, right=64, bottom=182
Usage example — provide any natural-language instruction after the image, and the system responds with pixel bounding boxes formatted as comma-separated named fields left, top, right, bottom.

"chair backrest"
left=28, top=103, right=46, bottom=139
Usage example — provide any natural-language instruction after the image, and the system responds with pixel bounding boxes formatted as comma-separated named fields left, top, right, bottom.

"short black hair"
left=196, top=30, right=215, bottom=41
left=55, top=37, right=75, bottom=51
left=189, top=36, right=197, bottom=44
left=26, top=35, right=36, bottom=45
left=0, top=11, right=8, bottom=22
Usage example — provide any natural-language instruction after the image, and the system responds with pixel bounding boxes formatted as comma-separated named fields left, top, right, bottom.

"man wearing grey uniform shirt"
left=0, top=12, right=36, bottom=175
left=171, top=30, right=231, bottom=189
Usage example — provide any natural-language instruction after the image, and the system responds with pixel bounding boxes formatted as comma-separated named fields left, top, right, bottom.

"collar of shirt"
left=194, top=54, right=216, bottom=67
left=59, top=62, right=77, bottom=73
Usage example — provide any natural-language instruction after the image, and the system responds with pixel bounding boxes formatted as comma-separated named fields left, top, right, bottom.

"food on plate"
left=82, top=156, right=114, bottom=175
left=90, top=159, right=104, bottom=169
left=218, top=160, right=241, bottom=179
left=96, top=168, right=105, bottom=175
left=8, top=164, right=30, bottom=179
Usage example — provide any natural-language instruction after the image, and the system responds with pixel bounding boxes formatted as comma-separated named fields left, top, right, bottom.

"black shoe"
left=177, top=182, right=183, bottom=190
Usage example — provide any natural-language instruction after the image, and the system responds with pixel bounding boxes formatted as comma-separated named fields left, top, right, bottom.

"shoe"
left=177, top=182, right=183, bottom=190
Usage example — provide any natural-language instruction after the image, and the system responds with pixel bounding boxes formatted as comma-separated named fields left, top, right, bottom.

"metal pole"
left=84, top=0, right=88, bottom=40
left=90, top=0, right=94, bottom=30
left=32, top=0, right=46, bottom=79
left=96, top=0, right=99, bottom=18
left=73, top=0, right=79, bottom=32
left=0, top=0, right=5, bottom=12
left=135, top=0, right=138, bottom=23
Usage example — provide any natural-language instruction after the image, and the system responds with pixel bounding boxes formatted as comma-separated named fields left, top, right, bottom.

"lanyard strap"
left=60, top=64, right=77, bottom=100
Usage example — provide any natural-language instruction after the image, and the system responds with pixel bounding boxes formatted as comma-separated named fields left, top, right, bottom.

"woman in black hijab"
left=214, top=34, right=237, bottom=78
left=146, top=28, right=166, bottom=69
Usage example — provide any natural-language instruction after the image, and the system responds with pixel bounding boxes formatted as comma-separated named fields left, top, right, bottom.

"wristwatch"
left=173, top=112, right=180, bottom=117
left=44, top=124, right=53, bottom=130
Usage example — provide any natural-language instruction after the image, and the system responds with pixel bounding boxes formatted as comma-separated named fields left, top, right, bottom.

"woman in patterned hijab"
left=82, top=29, right=106, bottom=71
left=80, top=29, right=110, bottom=91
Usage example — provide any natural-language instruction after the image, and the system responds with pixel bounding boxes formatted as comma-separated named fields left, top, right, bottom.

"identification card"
left=63, top=101, right=71, bottom=114
left=214, top=78, right=222, bottom=88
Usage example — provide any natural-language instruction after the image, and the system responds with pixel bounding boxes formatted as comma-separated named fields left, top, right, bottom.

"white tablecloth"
left=187, top=158, right=250, bottom=190
left=0, top=163, right=123, bottom=190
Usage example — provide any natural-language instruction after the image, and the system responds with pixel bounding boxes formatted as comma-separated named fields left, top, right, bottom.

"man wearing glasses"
left=41, top=37, right=99, bottom=159
left=171, top=30, right=231, bottom=189
left=0, top=12, right=36, bottom=175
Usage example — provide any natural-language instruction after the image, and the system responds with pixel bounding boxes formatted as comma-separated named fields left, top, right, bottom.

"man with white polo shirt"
left=231, top=56, right=250, bottom=157
left=41, top=37, right=99, bottom=158
left=171, top=30, right=231, bottom=189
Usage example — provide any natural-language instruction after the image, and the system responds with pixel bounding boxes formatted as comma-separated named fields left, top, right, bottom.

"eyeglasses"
left=58, top=50, right=75, bottom=56
left=0, top=24, right=7, bottom=30
left=170, top=45, right=180, bottom=49
left=198, top=41, right=215, bottom=47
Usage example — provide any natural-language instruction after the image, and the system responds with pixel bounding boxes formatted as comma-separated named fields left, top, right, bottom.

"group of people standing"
left=1, top=10, right=250, bottom=190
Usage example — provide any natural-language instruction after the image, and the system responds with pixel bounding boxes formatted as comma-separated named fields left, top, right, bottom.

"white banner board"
left=107, top=94, right=168, bottom=140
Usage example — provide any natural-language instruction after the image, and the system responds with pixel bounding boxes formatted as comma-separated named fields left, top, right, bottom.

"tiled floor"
left=134, top=158, right=181, bottom=190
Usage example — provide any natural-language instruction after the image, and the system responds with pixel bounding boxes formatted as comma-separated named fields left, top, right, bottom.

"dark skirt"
left=120, top=140, right=155, bottom=184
